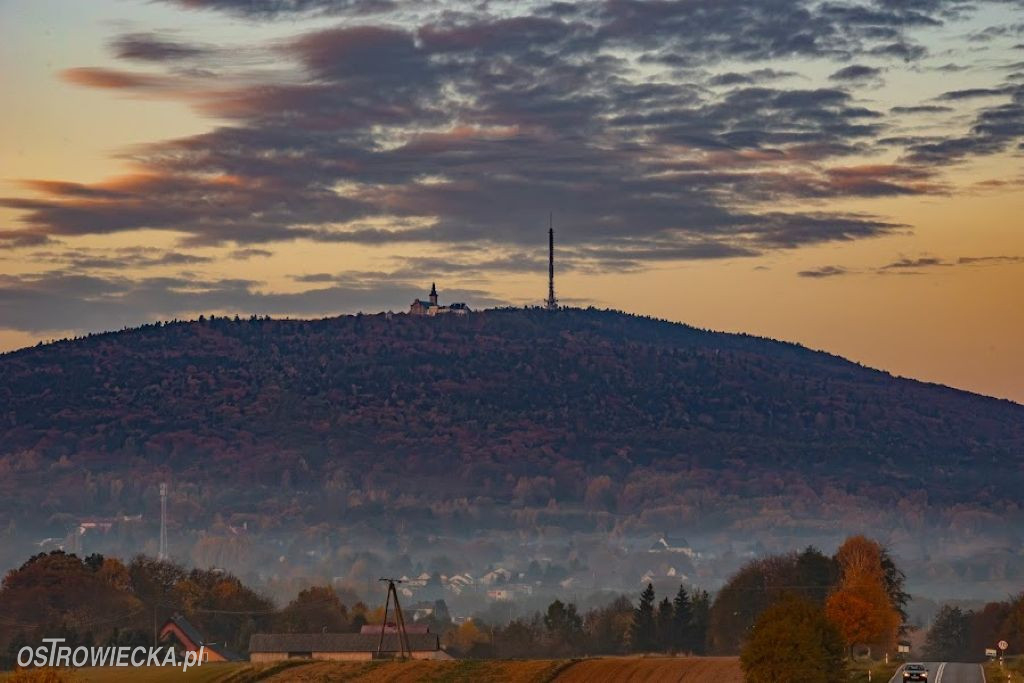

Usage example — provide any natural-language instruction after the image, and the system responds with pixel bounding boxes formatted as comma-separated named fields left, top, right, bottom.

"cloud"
left=0, top=230, right=53, bottom=249
left=880, top=256, right=949, bottom=270
left=820, top=164, right=945, bottom=196
left=800, top=254, right=1024, bottom=281
left=830, top=64, right=883, bottom=81
left=936, top=86, right=1015, bottom=100
left=230, top=248, right=273, bottom=259
left=1, top=0, right=1022, bottom=319
left=708, top=69, right=798, bottom=86
left=798, top=265, right=849, bottom=278
left=60, top=67, right=170, bottom=90
left=29, top=247, right=214, bottom=270
left=111, top=33, right=214, bottom=62
left=154, top=0, right=396, bottom=17
left=905, top=83, right=1024, bottom=163
left=957, top=255, right=1024, bottom=265
left=890, top=105, right=953, bottom=114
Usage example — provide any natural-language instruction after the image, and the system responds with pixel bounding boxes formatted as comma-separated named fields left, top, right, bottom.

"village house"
left=409, top=283, right=470, bottom=316
left=159, top=614, right=243, bottom=662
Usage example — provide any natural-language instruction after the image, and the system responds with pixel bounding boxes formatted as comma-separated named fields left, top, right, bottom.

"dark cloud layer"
left=111, top=33, right=214, bottom=62
left=2, top=0, right=1023, bottom=325
left=798, top=265, right=849, bottom=278
left=830, top=64, right=884, bottom=81
left=157, top=0, right=396, bottom=17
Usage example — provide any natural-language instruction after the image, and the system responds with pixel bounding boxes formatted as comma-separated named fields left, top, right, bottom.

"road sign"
left=999, top=640, right=1009, bottom=651
left=986, top=648, right=998, bottom=658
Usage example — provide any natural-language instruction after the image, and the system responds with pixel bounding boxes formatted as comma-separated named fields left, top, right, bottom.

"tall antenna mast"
left=158, top=482, right=168, bottom=560
left=546, top=213, right=557, bottom=310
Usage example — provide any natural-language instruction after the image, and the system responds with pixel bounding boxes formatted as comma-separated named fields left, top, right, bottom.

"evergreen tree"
left=690, top=589, right=711, bottom=654
left=656, top=597, right=674, bottom=652
left=543, top=598, right=584, bottom=654
left=672, top=585, right=693, bottom=652
left=630, top=583, right=657, bottom=652
left=881, top=548, right=910, bottom=629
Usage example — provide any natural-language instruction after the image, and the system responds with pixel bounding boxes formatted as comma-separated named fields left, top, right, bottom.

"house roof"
left=161, top=614, right=205, bottom=649
left=249, top=633, right=440, bottom=654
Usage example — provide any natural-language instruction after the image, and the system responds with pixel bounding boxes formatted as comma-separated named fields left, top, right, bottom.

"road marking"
left=980, top=662, right=986, bottom=683
left=889, top=664, right=905, bottom=683
left=935, top=662, right=946, bottom=683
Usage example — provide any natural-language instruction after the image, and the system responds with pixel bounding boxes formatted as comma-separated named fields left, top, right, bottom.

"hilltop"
left=1, top=308, right=1022, bottom=597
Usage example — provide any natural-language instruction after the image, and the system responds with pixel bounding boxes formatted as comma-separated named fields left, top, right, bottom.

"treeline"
left=709, top=536, right=907, bottom=656
left=924, top=596, right=1024, bottom=662
left=0, top=551, right=395, bottom=669
left=455, top=536, right=908, bottom=663
left=10, top=536, right=1020, bottom=677
left=739, top=536, right=908, bottom=683
left=452, top=586, right=711, bottom=658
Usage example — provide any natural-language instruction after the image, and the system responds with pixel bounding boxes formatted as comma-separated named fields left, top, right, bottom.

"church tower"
left=429, top=282, right=438, bottom=306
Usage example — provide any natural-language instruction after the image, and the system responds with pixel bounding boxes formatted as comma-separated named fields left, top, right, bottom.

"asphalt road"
left=888, top=662, right=987, bottom=683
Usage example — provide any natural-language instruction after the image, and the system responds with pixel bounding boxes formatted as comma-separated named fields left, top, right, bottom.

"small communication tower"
left=545, top=213, right=558, bottom=310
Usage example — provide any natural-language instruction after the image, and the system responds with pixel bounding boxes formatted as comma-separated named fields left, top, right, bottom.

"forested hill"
left=1, top=307, right=1023, bottom=534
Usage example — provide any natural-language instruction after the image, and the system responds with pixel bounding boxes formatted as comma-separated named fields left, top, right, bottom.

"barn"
left=248, top=632, right=451, bottom=662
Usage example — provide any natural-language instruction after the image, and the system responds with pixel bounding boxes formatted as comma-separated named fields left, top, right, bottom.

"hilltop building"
left=409, top=283, right=470, bottom=316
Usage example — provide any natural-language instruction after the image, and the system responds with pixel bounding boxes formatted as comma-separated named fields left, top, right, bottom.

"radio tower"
left=545, top=213, right=557, bottom=310
left=158, top=482, right=168, bottom=560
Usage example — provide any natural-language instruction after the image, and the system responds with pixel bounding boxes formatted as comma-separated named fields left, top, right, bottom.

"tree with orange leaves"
left=825, top=536, right=901, bottom=656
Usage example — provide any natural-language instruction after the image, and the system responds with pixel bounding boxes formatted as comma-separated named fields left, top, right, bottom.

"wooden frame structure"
left=376, top=578, right=412, bottom=659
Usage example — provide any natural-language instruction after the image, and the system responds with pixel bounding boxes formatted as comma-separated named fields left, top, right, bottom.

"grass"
left=847, top=658, right=900, bottom=682
left=985, top=657, right=1024, bottom=683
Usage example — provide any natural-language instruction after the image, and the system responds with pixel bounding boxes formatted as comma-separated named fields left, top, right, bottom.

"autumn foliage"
left=0, top=307, right=1022, bottom=583
left=825, top=536, right=902, bottom=654
left=0, top=551, right=273, bottom=665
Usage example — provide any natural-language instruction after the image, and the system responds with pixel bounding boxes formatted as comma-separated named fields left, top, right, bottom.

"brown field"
left=2, top=656, right=743, bottom=683
left=553, top=656, right=743, bottom=683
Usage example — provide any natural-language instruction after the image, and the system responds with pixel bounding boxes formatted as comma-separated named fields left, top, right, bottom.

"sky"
left=0, top=0, right=1022, bottom=402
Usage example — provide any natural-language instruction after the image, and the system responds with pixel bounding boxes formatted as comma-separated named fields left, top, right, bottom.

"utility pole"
left=376, top=578, right=412, bottom=659
left=158, top=482, right=168, bottom=560
left=545, top=213, right=557, bottom=310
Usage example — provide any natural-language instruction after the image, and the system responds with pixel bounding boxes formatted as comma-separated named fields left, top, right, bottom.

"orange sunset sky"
left=1, top=0, right=1022, bottom=402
